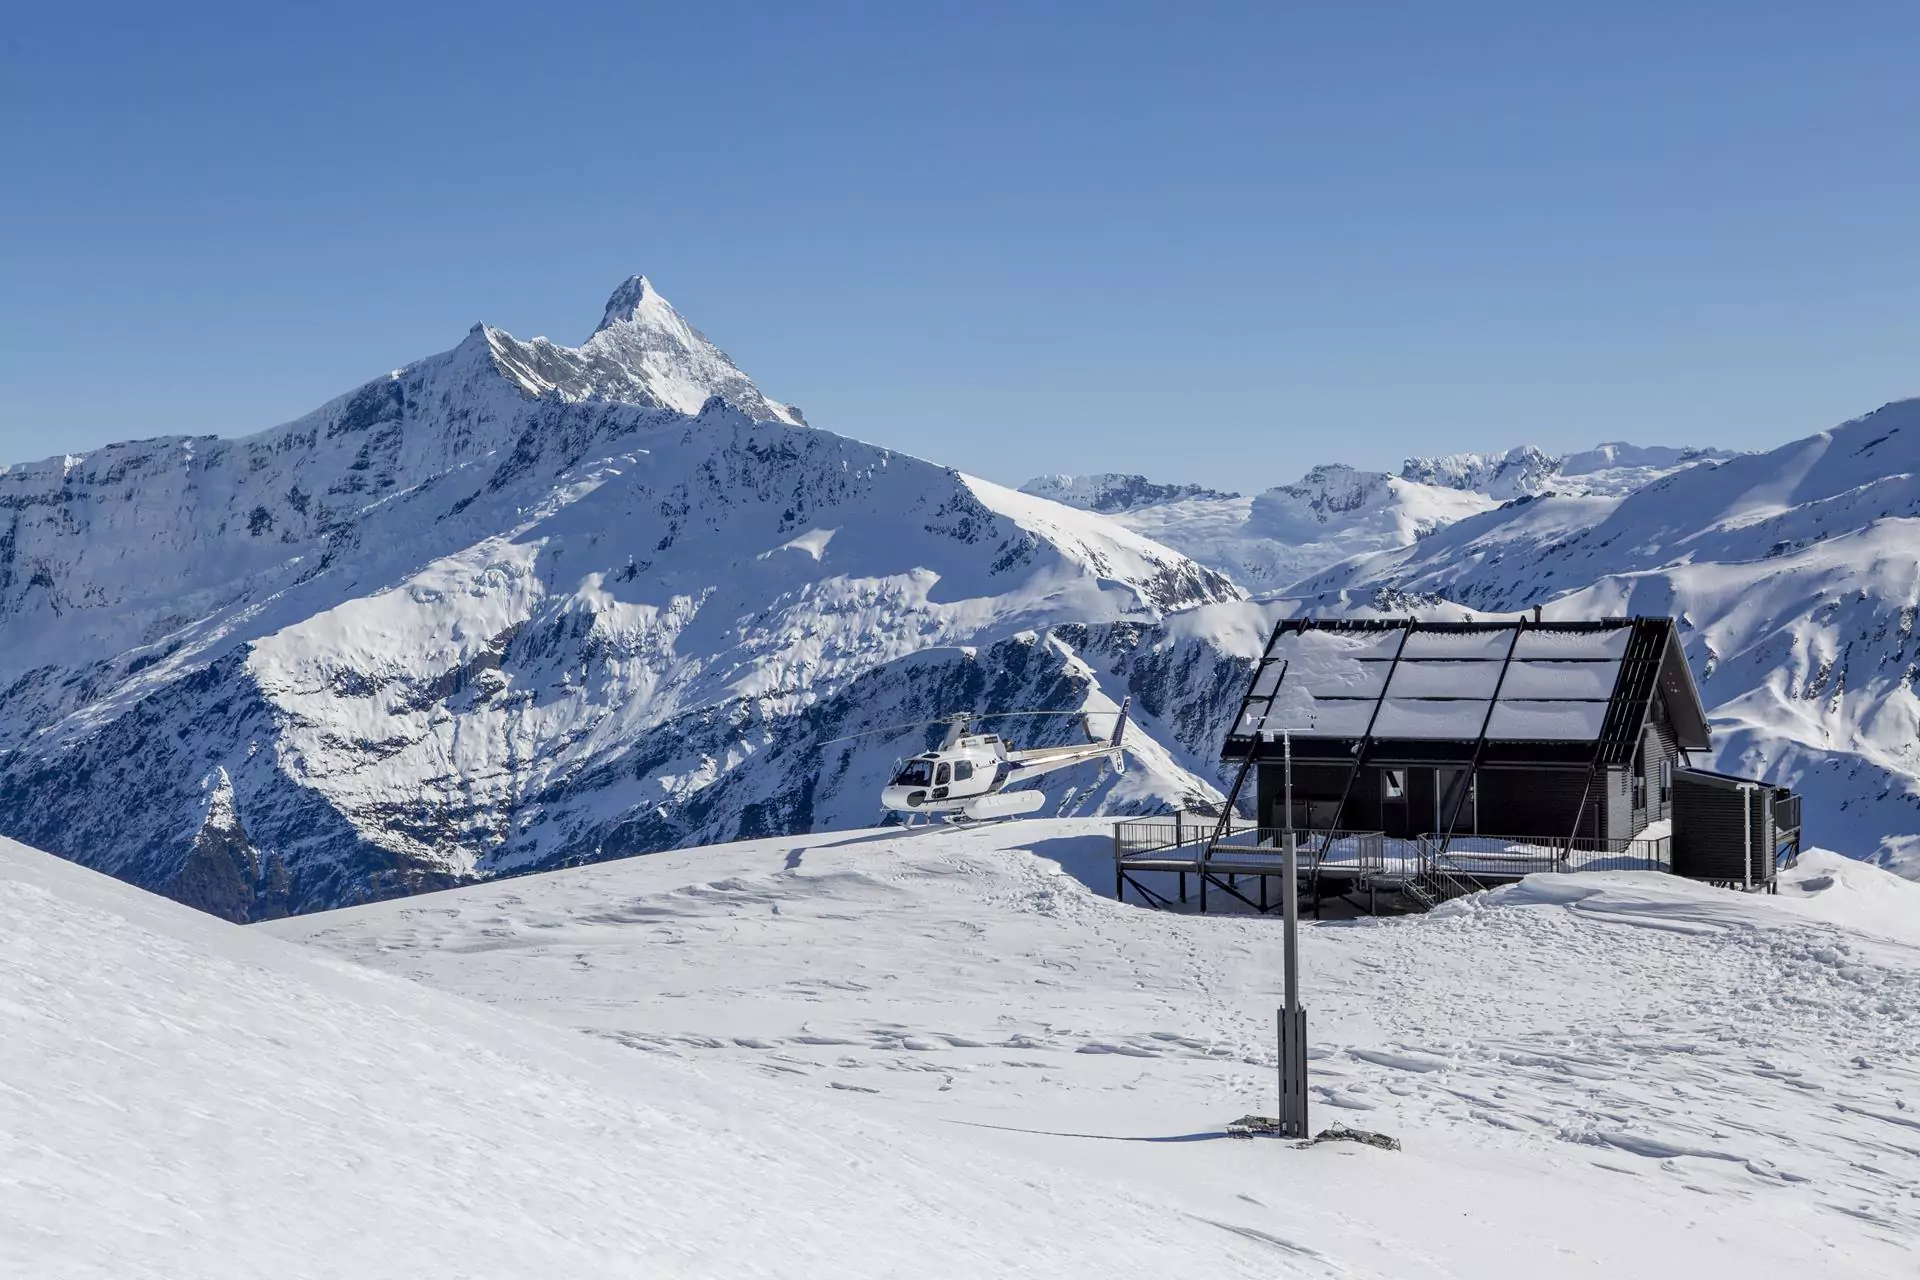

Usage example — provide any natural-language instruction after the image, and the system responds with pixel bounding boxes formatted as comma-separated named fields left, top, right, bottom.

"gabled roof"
left=1221, top=616, right=1710, bottom=765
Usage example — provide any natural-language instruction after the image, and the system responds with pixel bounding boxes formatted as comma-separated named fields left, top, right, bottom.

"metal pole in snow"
left=1283, top=730, right=1298, bottom=1012
left=1278, top=728, right=1308, bottom=1138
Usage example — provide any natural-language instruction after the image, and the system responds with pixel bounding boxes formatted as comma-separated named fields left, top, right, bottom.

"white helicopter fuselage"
left=878, top=699, right=1129, bottom=820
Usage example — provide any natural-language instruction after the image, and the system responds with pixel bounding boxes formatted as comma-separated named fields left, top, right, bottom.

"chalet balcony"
left=1112, top=816, right=1675, bottom=914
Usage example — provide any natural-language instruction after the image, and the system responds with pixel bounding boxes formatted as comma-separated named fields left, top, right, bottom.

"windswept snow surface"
left=268, top=824, right=1920, bottom=1278
left=2, top=834, right=1287, bottom=1280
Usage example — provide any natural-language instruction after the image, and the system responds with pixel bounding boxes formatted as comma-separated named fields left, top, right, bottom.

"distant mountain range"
left=1021, top=443, right=1741, bottom=588
left=2, top=275, right=1913, bottom=918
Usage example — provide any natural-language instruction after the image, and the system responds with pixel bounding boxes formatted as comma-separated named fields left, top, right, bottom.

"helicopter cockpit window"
left=892, top=760, right=935, bottom=787
left=935, top=762, right=951, bottom=786
left=952, top=760, right=974, bottom=783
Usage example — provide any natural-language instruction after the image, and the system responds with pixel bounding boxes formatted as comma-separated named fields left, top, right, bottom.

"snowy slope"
left=1024, top=444, right=1736, bottom=590
left=1, top=832, right=1304, bottom=1280
left=1291, top=399, right=1920, bottom=874
left=265, top=820, right=1920, bottom=1279
left=0, top=279, right=1239, bottom=919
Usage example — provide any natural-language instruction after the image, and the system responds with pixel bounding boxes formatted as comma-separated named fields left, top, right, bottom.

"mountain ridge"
left=1021, top=442, right=1741, bottom=590
left=0, top=277, right=1240, bottom=918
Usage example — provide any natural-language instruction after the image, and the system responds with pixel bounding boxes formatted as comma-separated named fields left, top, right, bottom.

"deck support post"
left=1741, top=782, right=1754, bottom=891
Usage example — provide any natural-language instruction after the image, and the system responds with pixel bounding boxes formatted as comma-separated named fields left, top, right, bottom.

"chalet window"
left=1660, top=758, right=1672, bottom=802
left=953, top=760, right=973, bottom=783
left=1383, top=770, right=1406, bottom=799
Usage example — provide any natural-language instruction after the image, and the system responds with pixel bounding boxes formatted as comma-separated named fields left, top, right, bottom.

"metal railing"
left=1113, top=814, right=1253, bottom=860
left=1205, top=827, right=1388, bottom=874
left=1408, top=832, right=1671, bottom=907
left=1422, top=832, right=1671, bottom=876
left=1112, top=820, right=1397, bottom=874
left=1113, top=819, right=1680, bottom=912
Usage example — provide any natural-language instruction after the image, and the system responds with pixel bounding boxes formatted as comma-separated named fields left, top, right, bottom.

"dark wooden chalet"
left=1113, top=614, right=1805, bottom=915
left=1218, top=616, right=1708, bottom=848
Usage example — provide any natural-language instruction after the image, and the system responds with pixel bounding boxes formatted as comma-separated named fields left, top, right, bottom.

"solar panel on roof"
left=1372, top=698, right=1495, bottom=738
left=1255, top=632, right=1395, bottom=701
left=1226, top=619, right=1680, bottom=750
left=1485, top=700, right=1609, bottom=740
left=1498, top=659, right=1622, bottom=700
left=1275, top=629, right=1406, bottom=662
left=1236, top=688, right=1377, bottom=739
left=1383, top=660, right=1505, bottom=699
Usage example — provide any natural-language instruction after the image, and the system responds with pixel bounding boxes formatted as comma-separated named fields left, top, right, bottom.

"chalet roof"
left=1221, top=616, right=1710, bottom=767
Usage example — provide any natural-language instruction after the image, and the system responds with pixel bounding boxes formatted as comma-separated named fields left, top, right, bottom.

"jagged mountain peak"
left=1400, top=445, right=1561, bottom=499
left=594, top=273, right=667, bottom=334
left=468, top=276, right=803, bottom=426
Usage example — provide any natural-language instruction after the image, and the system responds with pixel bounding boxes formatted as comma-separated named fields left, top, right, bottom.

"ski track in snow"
left=267, top=820, right=1920, bottom=1277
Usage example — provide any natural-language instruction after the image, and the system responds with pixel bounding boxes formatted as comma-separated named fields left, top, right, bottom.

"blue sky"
left=3, top=2, right=1915, bottom=489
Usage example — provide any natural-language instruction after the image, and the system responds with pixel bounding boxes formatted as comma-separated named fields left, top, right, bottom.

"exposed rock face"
left=162, top=769, right=290, bottom=923
left=1399, top=445, right=1562, bottom=499
left=1019, top=473, right=1240, bottom=513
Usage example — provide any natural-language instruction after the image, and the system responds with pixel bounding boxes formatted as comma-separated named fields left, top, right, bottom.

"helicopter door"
left=932, top=761, right=951, bottom=801
left=952, top=759, right=975, bottom=794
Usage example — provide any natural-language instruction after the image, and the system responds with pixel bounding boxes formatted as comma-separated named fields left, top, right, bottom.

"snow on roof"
left=1510, top=628, right=1633, bottom=660
left=1228, top=618, right=1676, bottom=748
left=1398, top=629, right=1518, bottom=660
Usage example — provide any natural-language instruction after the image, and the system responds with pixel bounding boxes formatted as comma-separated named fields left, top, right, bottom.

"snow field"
left=267, top=821, right=1920, bottom=1277
left=1, top=835, right=1286, bottom=1279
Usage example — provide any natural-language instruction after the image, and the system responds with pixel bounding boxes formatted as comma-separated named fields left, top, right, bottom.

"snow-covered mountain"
left=1025, top=444, right=1738, bottom=589
left=4, top=266, right=1908, bottom=920
left=0, top=277, right=1240, bottom=919
left=1290, top=399, right=1920, bottom=875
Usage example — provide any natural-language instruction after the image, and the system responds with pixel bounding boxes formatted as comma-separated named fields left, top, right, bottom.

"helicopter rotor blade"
left=817, top=706, right=1124, bottom=747
left=969, top=709, right=1093, bottom=720
left=817, top=717, right=962, bottom=748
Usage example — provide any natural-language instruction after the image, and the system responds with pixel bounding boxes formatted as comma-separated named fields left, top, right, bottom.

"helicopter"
left=823, top=698, right=1131, bottom=823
